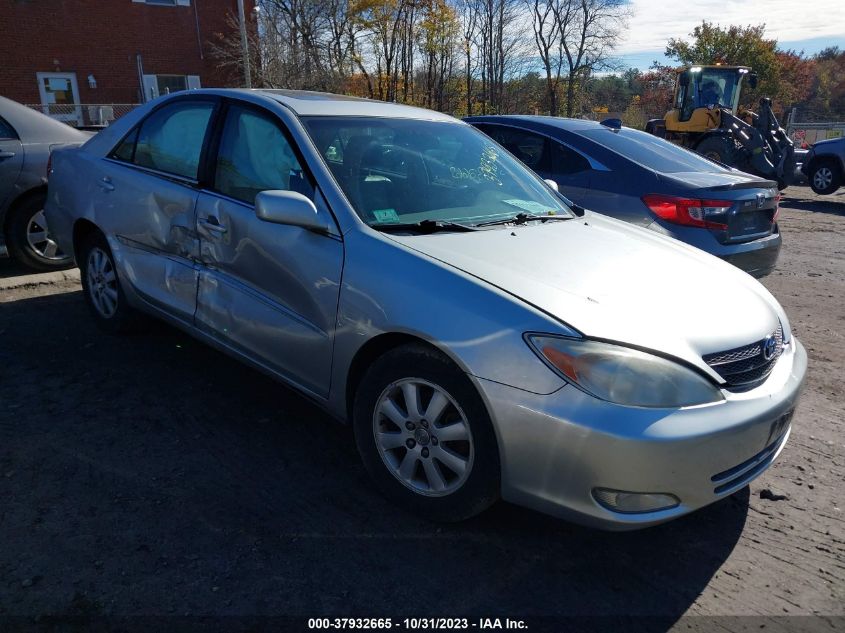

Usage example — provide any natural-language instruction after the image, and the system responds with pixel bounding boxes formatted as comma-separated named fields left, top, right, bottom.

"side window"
left=112, top=128, right=139, bottom=162
left=125, top=101, right=214, bottom=179
left=499, top=129, right=550, bottom=173
left=0, top=116, right=17, bottom=140
left=472, top=124, right=502, bottom=143
left=214, top=105, right=312, bottom=204
left=553, top=143, right=591, bottom=176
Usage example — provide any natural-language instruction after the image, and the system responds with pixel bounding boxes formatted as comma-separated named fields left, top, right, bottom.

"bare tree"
left=528, top=0, right=564, bottom=115
left=560, top=0, right=627, bottom=116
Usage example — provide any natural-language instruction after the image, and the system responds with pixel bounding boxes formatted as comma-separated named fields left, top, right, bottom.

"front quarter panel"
left=328, top=229, right=571, bottom=415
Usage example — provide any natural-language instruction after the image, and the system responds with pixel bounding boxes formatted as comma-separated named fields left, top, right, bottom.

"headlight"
left=526, top=335, right=724, bottom=408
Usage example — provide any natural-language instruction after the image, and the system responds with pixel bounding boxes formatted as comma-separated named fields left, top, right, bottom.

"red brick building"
left=0, top=0, right=253, bottom=124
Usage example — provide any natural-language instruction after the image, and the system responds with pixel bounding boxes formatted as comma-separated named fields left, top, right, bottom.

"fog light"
left=593, top=488, right=680, bottom=514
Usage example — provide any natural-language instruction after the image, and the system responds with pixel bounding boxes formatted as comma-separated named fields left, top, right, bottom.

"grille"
left=703, top=323, right=785, bottom=388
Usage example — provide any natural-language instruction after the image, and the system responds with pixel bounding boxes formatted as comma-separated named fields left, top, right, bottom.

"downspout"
left=194, top=0, right=204, bottom=60
left=136, top=54, right=146, bottom=103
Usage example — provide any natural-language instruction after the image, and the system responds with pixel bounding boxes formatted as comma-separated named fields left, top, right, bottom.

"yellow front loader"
left=645, top=65, right=798, bottom=187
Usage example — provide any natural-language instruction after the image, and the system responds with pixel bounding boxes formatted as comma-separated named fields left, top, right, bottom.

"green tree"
left=665, top=21, right=778, bottom=109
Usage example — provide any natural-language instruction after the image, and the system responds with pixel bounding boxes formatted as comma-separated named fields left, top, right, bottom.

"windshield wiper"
left=369, top=219, right=479, bottom=234
left=474, top=212, right=573, bottom=227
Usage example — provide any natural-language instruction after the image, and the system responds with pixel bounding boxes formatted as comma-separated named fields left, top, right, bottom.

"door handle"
left=0, top=151, right=15, bottom=161
left=199, top=216, right=228, bottom=234
left=98, top=176, right=115, bottom=192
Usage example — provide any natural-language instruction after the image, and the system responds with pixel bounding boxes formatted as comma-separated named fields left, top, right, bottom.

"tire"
left=5, top=193, right=74, bottom=271
left=695, top=135, right=737, bottom=166
left=78, top=231, right=144, bottom=333
left=808, top=159, right=841, bottom=195
left=353, top=344, right=500, bottom=522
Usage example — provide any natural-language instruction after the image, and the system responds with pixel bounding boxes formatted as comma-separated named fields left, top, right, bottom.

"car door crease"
left=203, top=267, right=330, bottom=339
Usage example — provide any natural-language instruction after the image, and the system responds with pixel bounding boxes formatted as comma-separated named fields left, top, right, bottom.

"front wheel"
left=5, top=194, right=74, bottom=271
left=353, top=344, right=500, bottom=522
left=809, top=160, right=841, bottom=195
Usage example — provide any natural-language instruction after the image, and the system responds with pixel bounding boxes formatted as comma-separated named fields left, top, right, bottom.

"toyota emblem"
left=762, top=335, right=778, bottom=361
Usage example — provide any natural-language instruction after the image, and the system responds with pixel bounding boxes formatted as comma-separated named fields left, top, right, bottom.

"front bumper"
left=476, top=338, right=807, bottom=530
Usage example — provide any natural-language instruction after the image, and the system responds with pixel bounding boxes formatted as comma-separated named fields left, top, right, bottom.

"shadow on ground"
left=781, top=190, right=845, bottom=216
left=0, top=257, right=77, bottom=280
left=0, top=290, right=748, bottom=624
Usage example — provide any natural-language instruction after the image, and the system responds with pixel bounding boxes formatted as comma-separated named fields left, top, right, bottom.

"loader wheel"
left=696, top=136, right=736, bottom=166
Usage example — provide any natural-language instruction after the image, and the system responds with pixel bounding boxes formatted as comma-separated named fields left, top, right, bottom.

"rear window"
left=580, top=127, right=727, bottom=174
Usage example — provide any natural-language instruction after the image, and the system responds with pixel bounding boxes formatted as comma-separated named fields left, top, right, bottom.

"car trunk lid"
left=660, top=172, right=779, bottom=244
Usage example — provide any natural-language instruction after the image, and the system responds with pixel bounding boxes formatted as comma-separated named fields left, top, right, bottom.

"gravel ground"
left=0, top=187, right=842, bottom=631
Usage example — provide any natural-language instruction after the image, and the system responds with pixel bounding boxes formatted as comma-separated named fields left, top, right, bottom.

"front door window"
left=36, top=72, right=82, bottom=125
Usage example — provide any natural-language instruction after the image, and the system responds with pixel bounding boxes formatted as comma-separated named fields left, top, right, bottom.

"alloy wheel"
left=373, top=378, right=474, bottom=497
left=86, top=247, right=119, bottom=318
left=814, top=166, right=833, bottom=191
left=26, top=210, right=66, bottom=261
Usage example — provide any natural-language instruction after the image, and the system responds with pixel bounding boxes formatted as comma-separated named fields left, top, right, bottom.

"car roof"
left=0, top=95, right=90, bottom=144
left=464, top=115, right=606, bottom=133
left=213, top=89, right=459, bottom=122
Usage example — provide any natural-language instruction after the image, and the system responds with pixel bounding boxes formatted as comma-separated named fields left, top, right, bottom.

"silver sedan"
left=45, top=89, right=807, bottom=529
left=0, top=96, right=89, bottom=270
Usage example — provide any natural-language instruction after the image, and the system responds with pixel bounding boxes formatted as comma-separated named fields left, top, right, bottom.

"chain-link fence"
left=25, top=103, right=140, bottom=129
left=786, top=110, right=845, bottom=149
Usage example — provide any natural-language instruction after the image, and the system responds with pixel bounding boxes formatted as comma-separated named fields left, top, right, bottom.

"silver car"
left=46, top=90, right=807, bottom=529
left=0, top=96, right=89, bottom=270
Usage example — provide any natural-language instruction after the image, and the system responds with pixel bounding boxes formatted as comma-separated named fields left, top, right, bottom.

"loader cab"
left=675, top=66, right=756, bottom=122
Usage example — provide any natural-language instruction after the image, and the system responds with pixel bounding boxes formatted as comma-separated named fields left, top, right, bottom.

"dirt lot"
left=0, top=187, right=843, bottom=631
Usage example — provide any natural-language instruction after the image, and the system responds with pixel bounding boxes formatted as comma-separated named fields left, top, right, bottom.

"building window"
left=157, top=75, right=188, bottom=95
left=142, top=74, right=200, bottom=102
left=133, top=0, right=191, bottom=6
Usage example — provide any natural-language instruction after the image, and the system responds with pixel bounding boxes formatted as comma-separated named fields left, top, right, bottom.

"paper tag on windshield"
left=504, top=199, right=555, bottom=215
left=372, top=209, right=400, bottom=223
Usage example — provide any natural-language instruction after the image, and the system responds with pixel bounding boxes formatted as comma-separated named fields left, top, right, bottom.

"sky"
left=616, top=0, right=845, bottom=70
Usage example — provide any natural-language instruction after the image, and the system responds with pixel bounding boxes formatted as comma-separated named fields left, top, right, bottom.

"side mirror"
left=255, top=190, right=329, bottom=233
left=748, top=73, right=758, bottom=89
left=544, top=178, right=559, bottom=192
left=679, top=71, right=690, bottom=88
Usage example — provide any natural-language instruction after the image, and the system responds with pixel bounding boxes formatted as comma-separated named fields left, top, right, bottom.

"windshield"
left=693, top=68, right=741, bottom=110
left=580, top=127, right=730, bottom=174
left=302, top=117, right=573, bottom=227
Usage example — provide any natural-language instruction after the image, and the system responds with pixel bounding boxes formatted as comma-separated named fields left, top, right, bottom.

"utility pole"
left=237, top=0, right=252, bottom=88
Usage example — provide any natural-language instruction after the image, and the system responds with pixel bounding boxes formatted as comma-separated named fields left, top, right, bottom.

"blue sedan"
left=466, top=116, right=782, bottom=278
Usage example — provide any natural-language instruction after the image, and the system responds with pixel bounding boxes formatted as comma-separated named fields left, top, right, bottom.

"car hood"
left=386, top=212, right=788, bottom=378
left=812, top=137, right=845, bottom=151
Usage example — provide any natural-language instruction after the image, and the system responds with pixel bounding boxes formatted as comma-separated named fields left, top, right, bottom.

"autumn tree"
left=665, top=22, right=779, bottom=109
left=418, top=0, right=461, bottom=110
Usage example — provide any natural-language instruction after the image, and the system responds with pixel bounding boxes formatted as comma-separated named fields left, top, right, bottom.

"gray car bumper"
left=475, top=339, right=807, bottom=530
left=647, top=222, right=782, bottom=278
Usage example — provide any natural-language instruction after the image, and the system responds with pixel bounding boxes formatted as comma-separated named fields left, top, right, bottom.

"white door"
left=36, top=72, right=82, bottom=125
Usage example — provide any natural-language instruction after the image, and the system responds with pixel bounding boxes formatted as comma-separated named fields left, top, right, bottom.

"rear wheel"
left=353, top=344, right=500, bottom=522
left=79, top=231, right=144, bottom=333
left=5, top=194, right=74, bottom=271
left=809, top=160, right=841, bottom=195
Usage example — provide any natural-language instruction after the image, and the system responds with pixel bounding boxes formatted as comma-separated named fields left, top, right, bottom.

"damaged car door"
left=101, top=97, right=217, bottom=323
left=193, top=101, right=343, bottom=400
